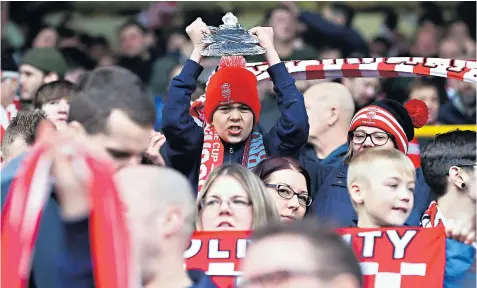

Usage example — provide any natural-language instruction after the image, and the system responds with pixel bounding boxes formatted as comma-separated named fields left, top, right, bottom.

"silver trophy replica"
left=200, top=12, right=266, bottom=57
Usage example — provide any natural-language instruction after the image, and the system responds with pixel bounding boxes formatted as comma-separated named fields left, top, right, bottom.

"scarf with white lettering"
left=191, top=97, right=266, bottom=192
left=1, top=141, right=133, bottom=288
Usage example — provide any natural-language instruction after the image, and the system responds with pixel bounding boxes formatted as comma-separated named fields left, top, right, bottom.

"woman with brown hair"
left=253, top=156, right=312, bottom=222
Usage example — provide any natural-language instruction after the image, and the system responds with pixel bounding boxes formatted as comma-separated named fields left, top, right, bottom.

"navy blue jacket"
left=162, top=60, right=309, bottom=191
left=438, top=101, right=476, bottom=125
left=309, top=163, right=436, bottom=227
left=188, top=270, right=219, bottom=288
left=1, top=154, right=66, bottom=288
left=300, top=143, right=348, bottom=168
left=299, top=11, right=369, bottom=57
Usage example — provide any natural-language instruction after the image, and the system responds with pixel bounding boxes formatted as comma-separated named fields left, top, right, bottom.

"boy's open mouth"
left=228, top=126, right=242, bottom=135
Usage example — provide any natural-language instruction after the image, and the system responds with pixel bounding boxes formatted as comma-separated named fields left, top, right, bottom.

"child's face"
left=212, top=103, right=254, bottom=144
left=41, top=98, right=70, bottom=129
left=41, top=98, right=70, bottom=130
left=359, top=164, right=415, bottom=227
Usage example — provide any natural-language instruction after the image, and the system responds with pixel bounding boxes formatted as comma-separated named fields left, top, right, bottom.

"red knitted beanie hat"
left=204, top=56, right=260, bottom=125
left=349, top=99, right=429, bottom=154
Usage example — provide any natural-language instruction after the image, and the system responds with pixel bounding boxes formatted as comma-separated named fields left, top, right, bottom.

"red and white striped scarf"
left=244, top=57, right=476, bottom=84
left=190, top=97, right=266, bottom=192
left=188, top=57, right=475, bottom=192
left=191, top=57, right=476, bottom=128
left=1, top=141, right=133, bottom=288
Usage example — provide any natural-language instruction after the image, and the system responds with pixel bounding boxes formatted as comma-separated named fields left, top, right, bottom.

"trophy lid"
left=219, top=12, right=242, bottom=29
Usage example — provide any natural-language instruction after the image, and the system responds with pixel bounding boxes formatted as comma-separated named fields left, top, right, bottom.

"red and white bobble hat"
left=349, top=99, right=429, bottom=154
left=203, top=56, right=261, bottom=125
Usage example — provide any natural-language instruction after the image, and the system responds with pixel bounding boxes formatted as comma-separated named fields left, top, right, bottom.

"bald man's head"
left=304, top=82, right=355, bottom=140
left=115, top=165, right=196, bottom=234
left=115, top=165, right=196, bottom=283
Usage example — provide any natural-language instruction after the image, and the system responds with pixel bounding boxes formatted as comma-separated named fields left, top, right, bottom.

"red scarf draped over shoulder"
left=1, top=141, right=133, bottom=288
left=190, top=97, right=266, bottom=192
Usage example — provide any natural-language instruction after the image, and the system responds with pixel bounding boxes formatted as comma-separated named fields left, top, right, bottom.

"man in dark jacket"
left=1, top=66, right=157, bottom=288
left=439, top=79, right=476, bottom=125
left=55, top=166, right=218, bottom=288
left=162, top=18, right=309, bottom=192
left=309, top=99, right=436, bottom=227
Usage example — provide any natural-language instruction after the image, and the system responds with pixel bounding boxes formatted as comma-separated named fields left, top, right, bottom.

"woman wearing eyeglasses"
left=307, top=99, right=436, bottom=228
left=196, top=164, right=279, bottom=231
left=253, top=157, right=312, bottom=222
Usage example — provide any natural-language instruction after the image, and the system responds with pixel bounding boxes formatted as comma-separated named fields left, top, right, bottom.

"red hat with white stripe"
left=204, top=56, right=260, bottom=125
left=349, top=99, right=429, bottom=154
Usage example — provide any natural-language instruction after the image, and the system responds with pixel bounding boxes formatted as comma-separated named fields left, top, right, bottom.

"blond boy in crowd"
left=347, top=147, right=475, bottom=287
left=347, top=149, right=416, bottom=228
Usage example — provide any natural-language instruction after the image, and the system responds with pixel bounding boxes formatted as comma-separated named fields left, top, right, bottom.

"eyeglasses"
left=238, top=269, right=335, bottom=287
left=265, top=183, right=312, bottom=207
left=348, top=131, right=392, bottom=146
left=200, top=197, right=252, bottom=211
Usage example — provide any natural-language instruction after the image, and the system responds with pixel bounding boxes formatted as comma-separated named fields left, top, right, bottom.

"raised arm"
left=249, top=27, right=309, bottom=159
left=299, top=11, right=369, bottom=55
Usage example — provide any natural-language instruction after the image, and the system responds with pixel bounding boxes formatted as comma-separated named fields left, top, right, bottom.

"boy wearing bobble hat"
left=162, top=18, right=309, bottom=192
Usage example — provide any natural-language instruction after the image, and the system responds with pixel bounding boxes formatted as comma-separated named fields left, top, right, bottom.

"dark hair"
left=372, top=36, right=392, bottom=51
left=91, top=36, right=110, bottom=48
left=253, top=157, right=312, bottom=196
left=383, top=8, right=399, bottom=31
left=57, top=26, right=77, bottom=39
left=1, top=110, right=48, bottom=159
left=262, top=5, right=292, bottom=26
left=418, top=3, right=444, bottom=27
left=60, top=46, right=96, bottom=70
left=421, top=130, right=476, bottom=197
left=68, top=66, right=156, bottom=135
left=34, top=80, right=74, bottom=109
left=250, top=218, right=363, bottom=286
left=407, top=77, right=438, bottom=96
left=330, top=3, right=355, bottom=28
left=118, top=19, right=147, bottom=35
left=1, top=48, right=18, bottom=72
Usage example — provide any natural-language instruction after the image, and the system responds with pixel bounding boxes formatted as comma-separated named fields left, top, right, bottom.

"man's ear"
left=43, top=72, right=59, bottom=84
left=449, top=166, right=466, bottom=190
left=159, top=206, right=185, bottom=238
left=349, top=182, right=364, bottom=205
left=328, top=106, right=339, bottom=126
